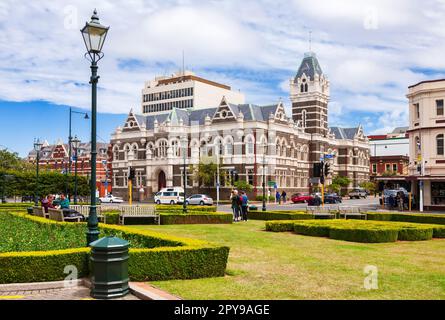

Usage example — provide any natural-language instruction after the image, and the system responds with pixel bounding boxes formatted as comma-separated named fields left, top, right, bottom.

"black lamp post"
left=262, top=142, right=267, bottom=212
left=81, top=9, right=109, bottom=246
left=72, top=136, right=81, bottom=205
left=67, top=108, right=89, bottom=201
left=33, top=139, right=43, bottom=206
left=181, top=136, right=188, bottom=214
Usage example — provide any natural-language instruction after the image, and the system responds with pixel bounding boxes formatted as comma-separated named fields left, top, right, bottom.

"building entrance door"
left=158, top=171, right=166, bottom=191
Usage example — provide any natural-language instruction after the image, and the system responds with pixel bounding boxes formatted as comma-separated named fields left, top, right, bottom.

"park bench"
left=306, top=206, right=336, bottom=219
left=70, top=205, right=105, bottom=223
left=48, top=208, right=82, bottom=223
left=338, top=206, right=367, bottom=220
left=119, top=205, right=159, bottom=225
left=32, top=206, right=48, bottom=219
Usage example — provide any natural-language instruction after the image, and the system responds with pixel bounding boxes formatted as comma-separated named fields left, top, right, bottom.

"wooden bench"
left=306, top=206, right=336, bottom=219
left=70, top=205, right=106, bottom=223
left=48, top=208, right=82, bottom=223
left=119, top=205, right=159, bottom=225
left=339, top=206, right=367, bottom=220
left=32, top=206, right=48, bottom=218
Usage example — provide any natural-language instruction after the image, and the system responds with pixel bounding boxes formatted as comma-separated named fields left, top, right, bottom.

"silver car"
left=185, top=194, right=214, bottom=206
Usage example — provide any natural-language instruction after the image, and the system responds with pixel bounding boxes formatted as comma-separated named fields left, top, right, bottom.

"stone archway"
left=158, top=170, right=166, bottom=191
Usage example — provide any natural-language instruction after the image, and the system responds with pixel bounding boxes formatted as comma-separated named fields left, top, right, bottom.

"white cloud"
left=0, top=0, right=443, bottom=136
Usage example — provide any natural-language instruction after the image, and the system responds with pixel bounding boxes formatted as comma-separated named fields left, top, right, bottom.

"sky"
left=1, top=0, right=445, bottom=157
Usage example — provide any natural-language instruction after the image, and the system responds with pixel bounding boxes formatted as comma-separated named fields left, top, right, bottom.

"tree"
left=332, top=175, right=351, bottom=188
left=359, top=181, right=376, bottom=194
left=327, top=183, right=341, bottom=194
left=0, top=149, right=33, bottom=171
left=193, top=162, right=218, bottom=187
left=234, top=180, right=253, bottom=192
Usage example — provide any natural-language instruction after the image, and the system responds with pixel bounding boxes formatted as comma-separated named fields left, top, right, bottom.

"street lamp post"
left=72, top=136, right=81, bottom=205
left=81, top=9, right=109, bottom=246
left=67, top=108, right=89, bottom=201
left=262, top=142, right=267, bottom=212
left=181, top=136, right=188, bottom=214
left=33, top=139, right=43, bottom=206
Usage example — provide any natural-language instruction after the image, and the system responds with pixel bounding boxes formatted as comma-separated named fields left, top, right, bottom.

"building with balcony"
left=407, top=79, right=445, bottom=210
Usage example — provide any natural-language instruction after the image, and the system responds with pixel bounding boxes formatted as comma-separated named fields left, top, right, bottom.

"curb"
left=0, top=279, right=84, bottom=292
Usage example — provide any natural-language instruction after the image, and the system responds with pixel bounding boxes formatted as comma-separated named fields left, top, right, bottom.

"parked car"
left=348, top=188, right=368, bottom=199
left=154, top=187, right=185, bottom=205
left=185, top=194, right=214, bottom=206
left=324, top=193, right=343, bottom=204
left=291, top=193, right=314, bottom=204
left=99, top=194, right=124, bottom=204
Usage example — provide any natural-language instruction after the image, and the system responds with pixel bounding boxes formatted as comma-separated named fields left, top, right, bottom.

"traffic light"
left=324, top=163, right=331, bottom=176
left=128, top=167, right=136, bottom=181
left=313, top=163, right=322, bottom=177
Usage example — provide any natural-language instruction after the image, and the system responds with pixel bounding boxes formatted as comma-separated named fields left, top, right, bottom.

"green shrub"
left=160, top=213, right=233, bottom=225
left=255, top=195, right=275, bottom=202
left=265, top=221, right=296, bottom=232
left=103, top=211, right=120, bottom=225
left=265, top=219, right=441, bottom=243
left=367, top=212, right=445, bottom=225
left=250, top=210, right=312, bottom=221
left=155, top=205, right=216, bottom=212
left=0, top=212, right=230, bottom=284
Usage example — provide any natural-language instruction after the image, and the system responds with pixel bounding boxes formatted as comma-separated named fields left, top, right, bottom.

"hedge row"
left=155, top=205, right=216, bottom=212
left=160, top=212, right=233, bottom=225
left=367, top=212, right=445, bottom=225
left=0, top=212, right=229, bottom=284
left=249, top=210, right=312, bottom=221
left=265, top=220, right=445, bottom=243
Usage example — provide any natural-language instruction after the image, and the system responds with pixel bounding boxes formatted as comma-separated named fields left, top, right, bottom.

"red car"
left=291, top=193, right=314, bottom=204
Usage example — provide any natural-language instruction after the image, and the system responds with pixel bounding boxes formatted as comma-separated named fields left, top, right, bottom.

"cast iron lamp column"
left=81, top=9, right=109, bottom=246
left=181, top=136, right=188, bottom=214
left=33, top=139, right=43, bottom=206
left=67, top=108, right=89, bottom=201
left=262, top=142, right=267, bottom=212
left=72, top=136, right=81, bottom=205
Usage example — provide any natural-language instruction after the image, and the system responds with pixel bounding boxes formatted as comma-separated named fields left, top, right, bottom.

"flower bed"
left=265, top=219, right=445, bottom=243
left=0, top=212, right=229, bottom=284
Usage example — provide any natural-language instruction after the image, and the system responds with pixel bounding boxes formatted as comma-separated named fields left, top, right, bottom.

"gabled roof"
left=330, top=127, right=361, bottom=140
left=296, top=52, right=324, bottom=81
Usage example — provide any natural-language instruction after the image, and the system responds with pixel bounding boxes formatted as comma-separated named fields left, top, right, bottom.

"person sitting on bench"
left=57, top=194, right=85, bottom=222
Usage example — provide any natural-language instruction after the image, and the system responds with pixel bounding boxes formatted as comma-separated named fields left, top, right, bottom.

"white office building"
left=141, top=71, right=245, bottom=115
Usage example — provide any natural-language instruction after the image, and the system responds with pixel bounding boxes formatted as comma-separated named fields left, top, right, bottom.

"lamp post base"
left=86, top=230, right=100, bottom=246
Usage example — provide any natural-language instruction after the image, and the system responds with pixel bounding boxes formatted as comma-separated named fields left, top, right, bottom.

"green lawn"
left=129, top=220, right=445, bottom=300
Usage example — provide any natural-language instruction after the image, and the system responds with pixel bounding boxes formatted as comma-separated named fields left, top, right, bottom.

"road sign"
left=268, top=181, right=276, bottom=187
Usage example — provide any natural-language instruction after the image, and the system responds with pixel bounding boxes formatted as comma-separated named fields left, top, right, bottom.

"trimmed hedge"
left=249, top=210, right=312, bottom=221
left=266, top=219, right=445, bottom=243
left=0, top=212, right=229, bottom=284
left=367, top=212, right=445, bottom=225
left=103, top=211, right=120, bottom=225
left=160, top=212, right=233, bottom=225
left=155, top=205, right=216, bottom=213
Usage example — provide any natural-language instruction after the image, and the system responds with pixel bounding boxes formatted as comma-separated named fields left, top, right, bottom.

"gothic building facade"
left=110, top=52, right=370, bottom=200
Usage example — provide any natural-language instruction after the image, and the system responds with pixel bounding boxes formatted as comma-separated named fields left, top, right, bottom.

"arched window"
left=437, top=134, right=444, bottom=155
left=157, top=140, right=168, bottom=158
left=171, top=140, right=179, bottom=157
left=200, top=141, right=208, bottom=158
left=302, top=110, right=307, bottom=128
left=124, top=144, right=131, bottom=160
left=215, top=138, right=224, bottom=157
left=131, top=144, right=138, bottom=160
left=304, top=83, right=308, bottom=92
left=225, top=137, right=234, bottom=156
left=300, top=84, right=305, bottom=93
left=246, top=136, right=255, bottom=155
left=113, top=146, right=119, bottom=161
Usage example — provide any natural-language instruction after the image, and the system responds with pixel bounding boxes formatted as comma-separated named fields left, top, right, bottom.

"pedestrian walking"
left=241, top=191, right=249, bottom=222
left=276, top=191, right=281, bottom=205
left=231, top=190, right=241, bottom=222
left=281, top=191, right=287, bottom=204
left=397, top=191, right=405, bottom=211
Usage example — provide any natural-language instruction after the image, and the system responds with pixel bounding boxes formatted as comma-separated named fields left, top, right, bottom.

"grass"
left=128, top=220, right=445, bottom=300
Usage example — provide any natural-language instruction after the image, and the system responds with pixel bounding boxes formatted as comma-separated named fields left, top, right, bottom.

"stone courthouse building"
left=110, top=52, right=370, bottom=200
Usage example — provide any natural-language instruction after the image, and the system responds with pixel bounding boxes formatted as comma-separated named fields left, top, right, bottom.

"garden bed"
left=0, top=212, right=229, bottom=284
left=265, top=219, right=445, bottom=243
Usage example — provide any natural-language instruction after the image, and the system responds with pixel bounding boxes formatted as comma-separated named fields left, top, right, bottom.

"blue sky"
left=1, top=0, right=445, bottom=157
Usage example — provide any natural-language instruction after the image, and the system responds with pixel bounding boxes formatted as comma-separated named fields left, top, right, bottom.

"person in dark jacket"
left=241, top=191, right=249, bottom=222
left=231, top=190, right=241, bottom=222
left=281, top=191, right=287, bottom=204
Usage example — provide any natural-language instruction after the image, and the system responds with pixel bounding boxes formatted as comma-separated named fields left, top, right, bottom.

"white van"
left=154, top=187, right=185, bottom=205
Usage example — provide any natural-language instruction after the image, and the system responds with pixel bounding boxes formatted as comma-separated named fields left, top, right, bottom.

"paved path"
left=0, top=286, right=139, bottom=300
